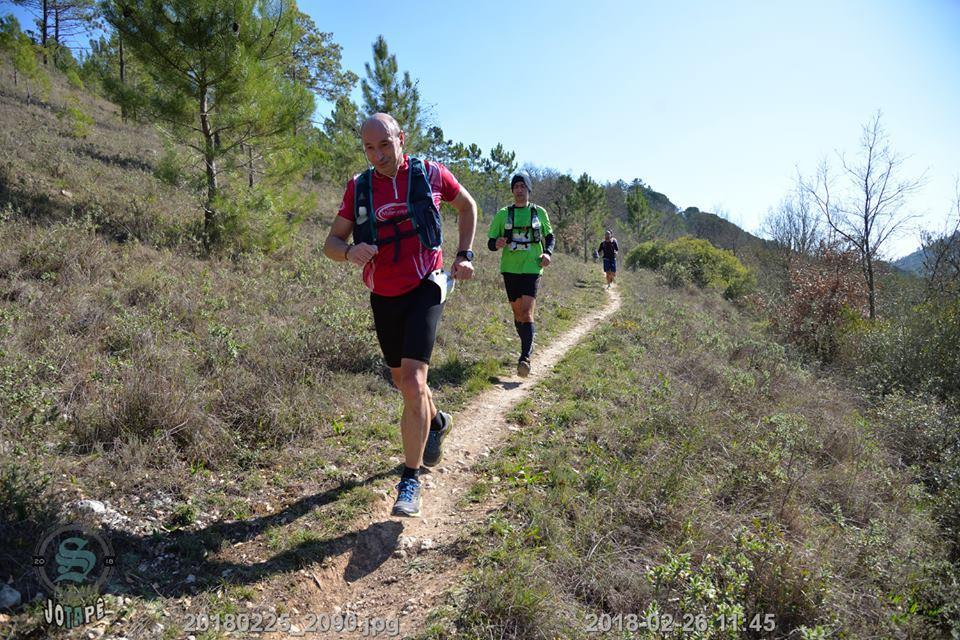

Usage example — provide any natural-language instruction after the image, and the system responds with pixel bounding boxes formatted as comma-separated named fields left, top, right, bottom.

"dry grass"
left=0, top=57, right=606, bottom=636
left=436, top=269, right=956, bottom=639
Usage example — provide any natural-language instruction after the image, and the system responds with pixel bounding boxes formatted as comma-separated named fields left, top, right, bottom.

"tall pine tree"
left=574, top=173, right=605, bottom=261
left=626, top=179, right=656, bottom=242
left=360, top=35, right=424, bottom=152
left=103, top=0, right=314, bottom=250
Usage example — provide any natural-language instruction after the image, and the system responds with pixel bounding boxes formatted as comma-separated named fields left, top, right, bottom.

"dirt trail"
left=269, top=285, right=622, bottom=639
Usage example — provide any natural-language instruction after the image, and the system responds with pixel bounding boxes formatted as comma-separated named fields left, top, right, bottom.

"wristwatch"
left=455, top=249, right=475, bottom=261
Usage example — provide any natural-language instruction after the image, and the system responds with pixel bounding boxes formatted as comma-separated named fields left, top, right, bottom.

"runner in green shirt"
left=487, top=173, right=556, bottom=377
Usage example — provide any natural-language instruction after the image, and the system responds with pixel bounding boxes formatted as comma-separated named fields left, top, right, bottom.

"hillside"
left=894, top=246, right=927, bottom=275
left=434, top=269, right=956, bottom=638
left=894, top=233, right=960, bottom=276
left=0, top=60, right=605, bottom=638
left=2, top=58, right=957, bottom=640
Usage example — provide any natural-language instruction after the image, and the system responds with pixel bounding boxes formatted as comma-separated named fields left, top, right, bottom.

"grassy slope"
left=428, top=269, right=955, bottom=639
left=0, top=63, right=604, bottom=637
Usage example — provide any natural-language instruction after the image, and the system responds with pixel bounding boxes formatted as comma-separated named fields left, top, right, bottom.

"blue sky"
left=6, top=0, right=958, bottom=257
left=300, top=0, right=959, bottom=258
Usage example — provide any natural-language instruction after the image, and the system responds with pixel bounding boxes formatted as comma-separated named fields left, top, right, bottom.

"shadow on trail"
left=94, top=466, right=404, bottom=600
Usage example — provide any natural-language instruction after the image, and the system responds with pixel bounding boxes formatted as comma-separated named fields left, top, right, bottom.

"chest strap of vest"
left=353, top=158, right=440, bottom=262
left=504, top=205, right=542, bottom=245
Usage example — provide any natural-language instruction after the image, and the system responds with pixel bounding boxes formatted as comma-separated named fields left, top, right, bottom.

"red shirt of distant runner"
left=337, top=155, right=462, bottom=296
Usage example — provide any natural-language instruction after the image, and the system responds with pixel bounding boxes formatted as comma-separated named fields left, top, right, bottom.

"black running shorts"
left=370, top=278, right=444, bottom=368
left=502, top=272, right=541, bottom=302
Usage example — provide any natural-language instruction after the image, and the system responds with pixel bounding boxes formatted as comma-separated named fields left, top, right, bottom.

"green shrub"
left=839, top=298, right=960, bottom=399
left=626, top=237, right=755, bottom=299
left=59, top=97, right=94, bottom=138
left=66, top=69, right=84, bottom=90
left=154, top=147, right=185, bottom=187
left=0, top=459, right=60, bottom=583
left=209, top=186, right=309, bottom=255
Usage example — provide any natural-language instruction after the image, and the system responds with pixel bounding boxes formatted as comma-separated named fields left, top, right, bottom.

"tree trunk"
left=119, top=35, right=125, bottom=84
left=41, top=0, right=48, bottom=65
left=582, top=213, right=588, bottom=262
left=199, top=90, right=218, bottom=249
left=118, top=35, right=126, bottom=121
left=865, top=253, right=876, bottom=319
left=247, top=143, right=254, bottom=188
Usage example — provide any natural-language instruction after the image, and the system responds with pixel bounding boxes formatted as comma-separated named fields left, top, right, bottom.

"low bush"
left=761, top=249, right=868, bottom=362
left=839, top=297, right=960, bottom=400
left=626, top=236, right=755, bottom=299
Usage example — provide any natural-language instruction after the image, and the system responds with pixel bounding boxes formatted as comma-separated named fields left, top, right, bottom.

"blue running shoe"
left=423, top=411, right=452, bottom=467
left=391, top=477, right=422, bottom=517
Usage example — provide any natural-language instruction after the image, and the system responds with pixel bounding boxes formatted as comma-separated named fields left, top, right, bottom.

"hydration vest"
left=502, top=204, right=543, bottom=249
left=353, top=157, right=443, bottom=262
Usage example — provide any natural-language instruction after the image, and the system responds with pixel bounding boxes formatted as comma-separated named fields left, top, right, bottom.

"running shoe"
left=517, top=357, right=531, bottom=378
left=423, top=411, right=452, bottom=467
left=391, top=477, right=422, bottom=517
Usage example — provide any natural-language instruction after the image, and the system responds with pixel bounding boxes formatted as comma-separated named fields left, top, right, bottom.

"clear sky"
left=5, top=0, right=958, bottom=258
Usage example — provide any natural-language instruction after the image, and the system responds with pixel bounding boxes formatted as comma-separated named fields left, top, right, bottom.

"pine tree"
left=82, top=29, right=149, bottom=120
left=477, top=143, right=516, bottom=217
left=574, top=173, right=605, bottom=261
left=2, top=16, right=50, bottom=100
left=103, top=0, right=314, bottom=250
left=11, top=0, right=50, bottom=63
left=318, top=95, right=365, bottom=178
left=13, top=0, right=98, bottom=65
left=287, top=8, right=356, bottom=101
left=626, top=179, right=656, bottom=242
left=360, top=35, right=424, bottom=152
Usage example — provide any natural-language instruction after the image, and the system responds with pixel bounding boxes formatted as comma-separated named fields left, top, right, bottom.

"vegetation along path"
left=259, top=285, right=623, bottom=638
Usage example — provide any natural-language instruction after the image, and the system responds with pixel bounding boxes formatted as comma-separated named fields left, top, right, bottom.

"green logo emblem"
left=33, top=523, right=115, bottom=629
left=54, top=537, right=98, bottom=584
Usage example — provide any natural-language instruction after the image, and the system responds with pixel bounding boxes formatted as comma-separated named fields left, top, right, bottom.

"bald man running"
left=324, top=113, right=478, bottom=517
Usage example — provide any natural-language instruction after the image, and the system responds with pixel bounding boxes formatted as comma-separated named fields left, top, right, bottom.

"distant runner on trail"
left=487, top=172, right=555, bottom=378
left=598, top=229, right=619, bottom=288
left=323, top=113, right=478, bottom=518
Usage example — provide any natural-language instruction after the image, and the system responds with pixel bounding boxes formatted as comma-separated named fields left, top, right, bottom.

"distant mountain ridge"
left=894, top=246, right=928, bottom=275
left=894, top=232, right=960, bottom=276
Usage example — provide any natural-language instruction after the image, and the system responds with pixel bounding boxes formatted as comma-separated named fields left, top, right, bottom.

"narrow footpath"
left=266, top=285, right=622, bottom=639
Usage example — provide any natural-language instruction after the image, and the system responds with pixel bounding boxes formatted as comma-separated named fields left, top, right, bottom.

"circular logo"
left=32, top=523, right=116, bottom=596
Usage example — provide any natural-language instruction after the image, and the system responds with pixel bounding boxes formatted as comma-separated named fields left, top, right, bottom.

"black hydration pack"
left=502, top=204, right=543, bottom=249
left=353, top=157, right=443, bottom=261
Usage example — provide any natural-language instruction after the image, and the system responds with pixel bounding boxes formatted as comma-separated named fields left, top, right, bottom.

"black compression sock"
left=401, top=466, right=420, bottom=481
left=518, top=322, right=535, bottom=360
left=430, top=411, right=444, bottom=431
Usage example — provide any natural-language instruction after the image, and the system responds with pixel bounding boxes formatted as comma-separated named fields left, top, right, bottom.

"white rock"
left=76, top=499, right=107, bottom=514
left=0, top=584, right=21, bottom=609
left=185, top=575, right=196, bottom=584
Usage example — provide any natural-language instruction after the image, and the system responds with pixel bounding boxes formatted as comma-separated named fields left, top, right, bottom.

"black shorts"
left=370, top=278, right=444, bottom=368
left=502, top=273, right=541, bottom=302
